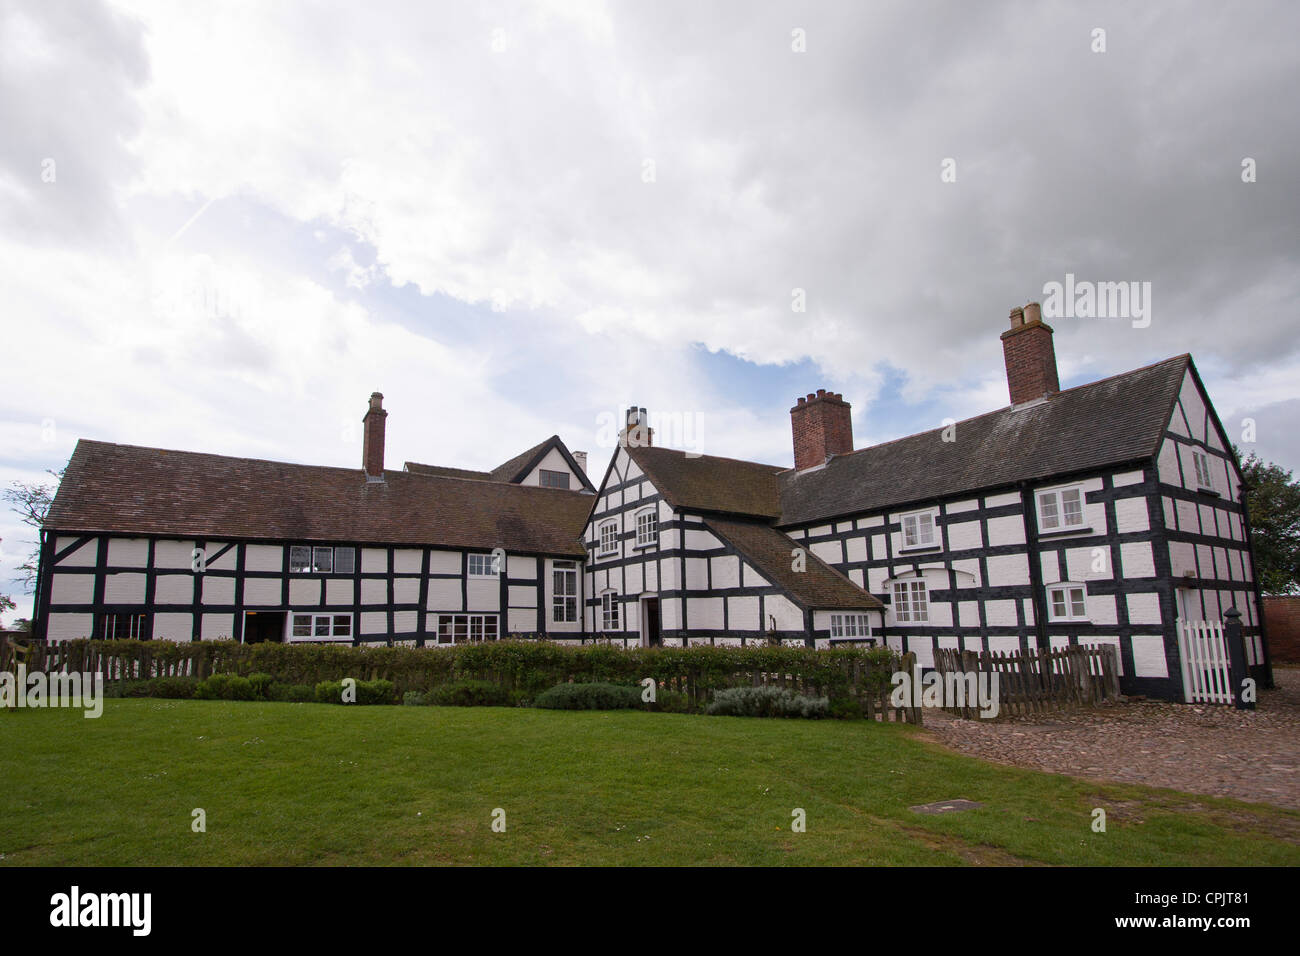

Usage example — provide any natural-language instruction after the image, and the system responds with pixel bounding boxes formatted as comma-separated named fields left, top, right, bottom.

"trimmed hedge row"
left=44, top=638, right=900, bottom=710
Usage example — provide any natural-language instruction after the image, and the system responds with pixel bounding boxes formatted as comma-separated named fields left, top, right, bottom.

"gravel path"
left=920, top=666, right=1300, bottom=811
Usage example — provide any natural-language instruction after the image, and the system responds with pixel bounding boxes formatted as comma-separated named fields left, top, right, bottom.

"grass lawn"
left=2, top=700, right=1297, bottom=866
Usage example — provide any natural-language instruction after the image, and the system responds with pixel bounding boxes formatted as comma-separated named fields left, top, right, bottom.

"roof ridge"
left=630, top=444, right=784, bottom=471
left=827, top=353, right=1191, bottom=463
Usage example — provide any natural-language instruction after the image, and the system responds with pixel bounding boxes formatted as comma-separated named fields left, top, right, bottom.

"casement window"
left=635, top=508, right=658, bottom=547
left=598, top=520, right=619, bottom=557
left=289, top=545, right=355, bottom=574
left=601, top=591, right=621, bottom=631
left=1047, top=583, right=1088, bottom=622
left=552, top=561, right=578, bottom=623
left=901, top=510, right=937, bottom=549
left=1192, top=450, right=1215, bottom=491
left=830, top=613, right=872, bottom=639
left=892, top=580, right=929, bottom=623
left=291, top=613, right=352, bottom=639
left=100, top=612, right=148, bottom=640
left=539, top=469, right=570, bottom=489
left=1036, top=486, right=1085, bottom=532
left=434, top=613, right=499, bottom=644
left=467, top=553, right=500, bottom=576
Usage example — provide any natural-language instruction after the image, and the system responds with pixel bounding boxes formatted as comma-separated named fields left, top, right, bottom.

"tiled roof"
left=626, top=445, right=784, bottom=518
left=403, top=462, right=493, bottom=481
left=703, top=517, right=882, bottom=611
left=407, top=435, right=595, bottom=492
left=47, top=440, right=592, bottom=556
left=776, top=354, right=1190, bottom=526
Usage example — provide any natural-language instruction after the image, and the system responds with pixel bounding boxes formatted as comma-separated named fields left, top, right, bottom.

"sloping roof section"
left=627, top=445, right=784, bottom=519
left=703, top=516, right=882, bottom=611
left=406, top=435, right=595, bottom=492
left=48, top=440, right=591, bottom=556
left=402, top=462, right=493, bottom=481
left=777, top=354, right=1190, bottom=527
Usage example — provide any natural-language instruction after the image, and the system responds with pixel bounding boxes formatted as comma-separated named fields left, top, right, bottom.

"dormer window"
left=539, top=469, right=570, bottom=489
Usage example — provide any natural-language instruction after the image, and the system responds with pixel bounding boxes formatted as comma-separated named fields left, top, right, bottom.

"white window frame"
left=1191, top=449, right=1215, bottom=491
left=1046, top=583, right=1089, bottom=622
left=635, top=508, right=658, bottom=547
left=1036, top=485, right=1085, bottom=532
left=901, top=509, right=937, bottom=549
left=434, top=613, right=500, bottom=645
left=830, top=613, right=872, bottom=639
left=601, top=591, right=620, bottom=631
left=891, top=579, right=929, bottom=623
left=467, top=553, right=499, bottom=577
left=552, top=561, right=578, bottom=623
left=291, top=612, right=352, bottom=640
left=598, top=520, right=619, bottom=557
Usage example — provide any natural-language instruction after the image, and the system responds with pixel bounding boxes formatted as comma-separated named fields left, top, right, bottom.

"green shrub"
left=195, top=673, right=257, bottom=701
left=145, top=676, right=199, bottom=699
left=534, top=681, right=642, bottom=711
left=426, top=679, right=510, bottom=708
left=357, top=679, right=395, bottom=705
left=706, top=686, right=829, bottom=718
left=313, top=678, right=396, bottom=705
left=402, top=690, right=427, bottom=706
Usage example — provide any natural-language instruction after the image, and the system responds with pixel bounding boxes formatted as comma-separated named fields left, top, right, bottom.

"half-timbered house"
left=32, top=304, right=1273, bottom=700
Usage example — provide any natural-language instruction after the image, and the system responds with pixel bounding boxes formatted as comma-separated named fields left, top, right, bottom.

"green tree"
left=1236, top=447, right=1300, bottom=594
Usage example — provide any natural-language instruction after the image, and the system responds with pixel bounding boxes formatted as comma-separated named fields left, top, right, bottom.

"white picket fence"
left=1176, top=619, right=1235, bottom=705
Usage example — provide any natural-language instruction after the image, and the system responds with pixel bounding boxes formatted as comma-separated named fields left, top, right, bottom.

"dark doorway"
left=642, top=598, right=661, bottom=647
left=243, top=611, right=286, bottom=644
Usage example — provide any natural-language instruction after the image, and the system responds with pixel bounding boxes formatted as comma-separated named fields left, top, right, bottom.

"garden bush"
left=534, top=681, right=642, bottom=710
left=425, top=679, right=510, bottom=708
left=706, top=686, right=829, bottom=719
left=195, top=673, right=258, bottom=701
left=313, top=678, right=396, bottom=705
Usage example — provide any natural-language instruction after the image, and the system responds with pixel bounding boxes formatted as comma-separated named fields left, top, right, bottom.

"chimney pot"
left=1009, top=306, right=1025, bottom=328
left=1023, top=301, right=1042, bottom=324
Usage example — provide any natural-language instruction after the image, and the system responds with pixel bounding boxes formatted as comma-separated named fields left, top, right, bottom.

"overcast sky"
left=2, top=0, right=1298, bottom=621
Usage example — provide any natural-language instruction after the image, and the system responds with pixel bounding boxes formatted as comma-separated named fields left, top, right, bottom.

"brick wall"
left=1263, top=596, right=1300, bottom=663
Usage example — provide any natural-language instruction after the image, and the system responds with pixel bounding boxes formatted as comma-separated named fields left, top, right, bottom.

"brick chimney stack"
left=362, top=392, right=387, bottom=479
left=619, top=407, right=653, bottom=448
left=790, top=389, right=853, bottom=471
left=1000, top=301, right=1059, bottom=406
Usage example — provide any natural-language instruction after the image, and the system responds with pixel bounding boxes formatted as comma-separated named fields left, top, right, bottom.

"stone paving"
left=921, top=666, right=1300, bottom=811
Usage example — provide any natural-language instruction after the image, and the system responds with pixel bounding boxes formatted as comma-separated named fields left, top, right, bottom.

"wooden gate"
left=1176, top=619, right=1234, bottom=705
